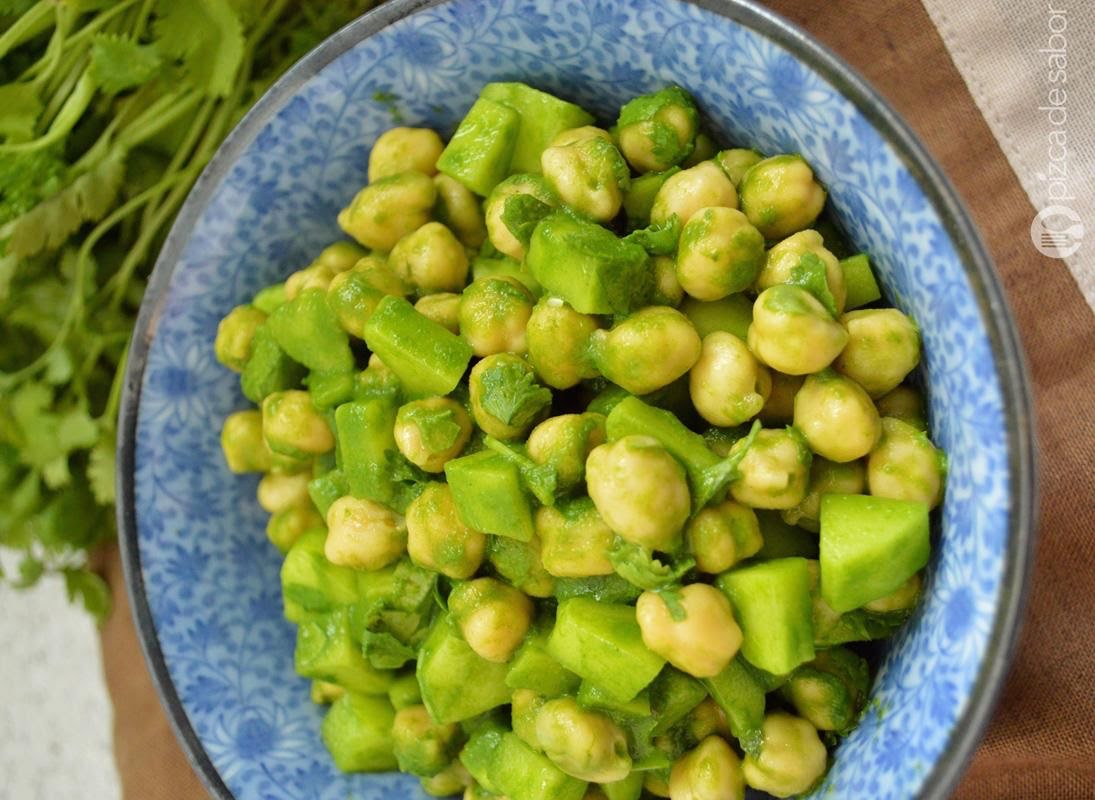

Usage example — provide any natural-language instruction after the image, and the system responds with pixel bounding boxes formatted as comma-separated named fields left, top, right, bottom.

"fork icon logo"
left=1030, top=205, right=1084, bottom=258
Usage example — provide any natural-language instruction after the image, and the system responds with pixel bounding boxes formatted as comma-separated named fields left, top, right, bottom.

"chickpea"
left=652, top=255, right=685, bottom=306
left=434, top=173, right=487, bottom=249
left=536, top=498, right=615, bottom=578
left=262, top=390, right=334, bottom=457
left=214, top=305, right=267, bottom=371
left=586, top=436, right=691, bottom=551
left=867, top=417, right=945, bottom=509
left=685, top=698, right=732, bottom=742
left=221, top=410, right=272, bottom=473
left=391, top=704, right=462, bottom=777
left=468, top=354, right=552, bottom=440
left=690, top=332, right=772, bottom=426
left=686, top=499, right=763, bottom=573
left=682, top=132, right=718, bottom=168
left=616, top=86, right=699, bottom=173
left=833, top=309, right=921, bottom=397
left=645, top=772, right=671, bottom=797
left=338, top=171, right=437, bottom=251
left=285, top=262, right=339, bottom=300
left=458, top=277, right=535, bottom=356
left=728, top=427, right=812, bottom=509
left=738, top=155, right=827, bottom=240
left=414, top=292, right=462, bottom=334
left=541, top=136, right=629, bottom=223
left=324, top=495, right=406, bottom=570
left=526, top=297, right=601, bottom=390
left=781, top=457, right=866, bottom=532
left=352, top=254, right=410, bottom=297
left=650, top=162, right=738, bottom=226
left=394, top=397, right=473, bottom=472
left=590, top=306, right=702, bottom=396
left=327, top=270, right=386, bottom=338
left=747, top=285, right=848, bottom=375
left=715, top=148, right=763, bottom=187
left=485, top=174, right=558, bottom=260
left=741, top=713, right=828, bottom=798
left=669, top=736, right=745, bottom=800
left=636, top=584, right=742, bottom=678
left=759, top=371, right=804, bottom=425
left=267, top=505, right=324, bottom=553
left=406, top=483, right=487, bottom=579
left=368, top=127, right=444, bottom=182
left=864, top=571, right=922, bottom=613
left=526, top=413, right=606, bottom=493
left=676, top=207, right=766, bottom=301
left=875, top=385, right=927, bottom=431
left=256, top=471, right=312, bottom=514
left=756, top=229, right=846, bottom=314
left=550, top=126, right=613, bottom=148
left=511, top=688, right=547, bottom=750
left=310, top=680, right=345, bottom=705
left=793, top=370, right=881, bottom=462
left=448, top=577, right=534, bottom=663
left=535, top=697, right=632, bottom=782
left=389, top=221, right=470, bottom=295
left=421, top=762, right=472, bottom=797
left=315, top=241, right=368, bottom=272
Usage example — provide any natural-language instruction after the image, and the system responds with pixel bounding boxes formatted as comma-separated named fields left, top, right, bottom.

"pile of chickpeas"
left=217, top=84, right=946, bottom=800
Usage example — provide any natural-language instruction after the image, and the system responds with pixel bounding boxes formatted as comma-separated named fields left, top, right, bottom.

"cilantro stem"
left=99, top=341, right=129, bottom=428
left=116, top=90, right=202, bottom=151
left=63, top=0, right=144, bottom=51
left=0, top=1, right=53, bottom=63
left=1, top=69, right=95, bottom=154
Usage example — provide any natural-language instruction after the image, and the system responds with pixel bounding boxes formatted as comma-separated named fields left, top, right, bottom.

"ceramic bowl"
left=118, top=1, right=1036, bottom=798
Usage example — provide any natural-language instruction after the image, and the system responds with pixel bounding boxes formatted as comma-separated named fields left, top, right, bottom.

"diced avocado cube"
left=679, top=294, right=754, bottom=341
left=473, top=255, right=542, bottom=296
left=295, top=608, right=394, bottom=695
left=648, top=667, right=707, bottom=735
left=387, top=673, right=423, bottom=710
left=307, top=469, right=347, bottom=518
left=460, top=724, right=507, bottom=793
left=252, top=282, right=288, bottom=314
left=526, top=212, right=651, bottom=315
left=819, top=493, right=930, bottom=613
left=601, top=772, right=644, bottom=800
left=267, top=288, right=354, bottom=374
left=437, top=97, right=521, bottom=196
left=605, top=396, right=719, bottom=492
left=446, top=451, right=534, bottom=541
left=754, top=511, right=819, bottom=560
left=417, top=614, right=511, bottom=723
left=280, top=529, right=360, bottom=623
left=480, top=82, right=594, bottom=175
left=840, top=253, right=882, bottom=310
left=578, top=681, right=651, bottom=718
left=506, top=624, right=581, bottom=696
left=334, top=397, right=398, bottom=506
left=623, top=168, right=680, bottom=228
left=548, top=598, right=664, bottom=702
left=307, top=370, right=355, bottom=410
left=363, top=296, right=473, bottom=398
left=490, top=732, right=588, bottom=800
left=702, top=657, right=765, bottom=755
left=321, top=692, right=397, bottom=771
left=717, top=558, right=815, bottom=675
left=240, top=324, right=305, bottom=403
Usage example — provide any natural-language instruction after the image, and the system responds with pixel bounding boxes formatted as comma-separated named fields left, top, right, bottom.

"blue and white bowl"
left=118, top=1, right=1036, bottom=798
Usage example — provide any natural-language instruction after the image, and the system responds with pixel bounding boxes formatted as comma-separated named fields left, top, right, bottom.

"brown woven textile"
left=99, top=1, right=1095, bottom=798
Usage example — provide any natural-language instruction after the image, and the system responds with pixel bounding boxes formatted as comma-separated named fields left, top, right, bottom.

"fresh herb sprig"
left=0, top=0, right=378, bottom=620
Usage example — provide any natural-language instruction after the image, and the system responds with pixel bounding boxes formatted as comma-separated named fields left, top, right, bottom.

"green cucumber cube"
left=547, top=598, right=664, bottom=702
left=717, top=558, right=815, bottom=675
left=446, top=451, right=534, bottom=541
left=480, top=82, right=594, bottom=175
left=295, top=608, right=394, bottom=695
left=840, top=253, right=882, bottom=310
left=417, top=615, right=511, bottom=723
left=321, top=692, right=397, bottom=771
left=363, top=296, right=473, bottom=398
left=437, top=97, right=521, bottom=196
left=526, top=212, right=651, bottom=315
left=819, top=493, right=930, bottom=613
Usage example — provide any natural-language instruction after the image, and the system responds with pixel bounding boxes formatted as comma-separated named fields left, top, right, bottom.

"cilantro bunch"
left=0, top=0, right=378, bottom=619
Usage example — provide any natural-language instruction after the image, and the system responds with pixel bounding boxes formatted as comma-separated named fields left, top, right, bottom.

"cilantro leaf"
left=477, top=359, right=552, bottom=429
left=401, top=405, right=462, bottom=453
left=154, top=0, right=244, bottom=98
left=90, top=35, right=162, bottom=95
left=62, top=568, right=111, bottom=623
left=0, top=147, right=66, bottom=227
left=482, top=435, right=558, bottom=505
left=694, top=420, right=762, bottom=510
left=87, top=439, right=116, bottom=505
left=608, top=537, right=695, bottom=590
left=0, top=82, right=42, bottom=141
left=501, top=193, right=554, bottom=249
left=788, top=252, right=838, bottom=317
left=623, top=214, right=681, bottom=256
left=354, top=560, right=437, bottom=669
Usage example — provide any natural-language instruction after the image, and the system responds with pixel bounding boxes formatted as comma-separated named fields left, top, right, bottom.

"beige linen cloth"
left=98, top=0, right=1095, bottom=797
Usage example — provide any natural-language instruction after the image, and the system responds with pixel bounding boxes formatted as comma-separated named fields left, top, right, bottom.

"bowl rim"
left=116, top=1, right=1037, bottom=798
